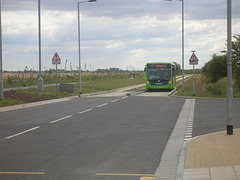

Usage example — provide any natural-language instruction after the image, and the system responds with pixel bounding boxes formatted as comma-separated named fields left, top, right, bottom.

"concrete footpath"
left=183, top=129, right=240, bottom=180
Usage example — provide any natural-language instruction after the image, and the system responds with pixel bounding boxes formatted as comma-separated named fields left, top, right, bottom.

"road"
left=193, top=98, right=240, bottom=137
left=0, top=90, right=185, bottom=180
left=0, top=86, right=239, bottom=180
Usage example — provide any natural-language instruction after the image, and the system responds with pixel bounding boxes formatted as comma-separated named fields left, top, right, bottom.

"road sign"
left=52, top=52, right=61, bottom=65
left=189, top=52, right=198, bottom=65
left=52, top=52, right=61, bottom=95
left=189, top=51, right=199, bottom=96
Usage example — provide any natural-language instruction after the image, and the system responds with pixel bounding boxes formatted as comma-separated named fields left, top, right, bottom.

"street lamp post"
left=227, top=0, right=233, bottom=135
left=38, top=0, right=43, bottom=91
left=0, top=0, right=3, bottom=99
left=181, top=0, right=184, bottom=92
left=78, top=0, right=96, bottom=97
left=165, top=0, right=184, bottom=92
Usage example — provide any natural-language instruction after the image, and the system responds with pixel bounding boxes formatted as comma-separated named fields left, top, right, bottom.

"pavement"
left=0, top=84, right=146, bottom=113
left=86, top=83, right=146, bottom=97
left=154, top=99, right=195, bottom=180
left=183, top=129, right=240, bottom=180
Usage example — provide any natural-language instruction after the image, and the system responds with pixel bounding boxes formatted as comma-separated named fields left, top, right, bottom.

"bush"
left=202, top=54, right=227, bottom=83
left=206, top=84, right=222, bottom=95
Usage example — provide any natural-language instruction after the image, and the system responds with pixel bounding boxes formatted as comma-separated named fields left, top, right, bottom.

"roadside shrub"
left=202, top=54, right=227, bottom=83
left=206, top=84, right=222, bottom=95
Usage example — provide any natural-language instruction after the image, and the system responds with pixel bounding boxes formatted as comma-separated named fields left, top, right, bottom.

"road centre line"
left=79, top=108, right=93, bottom=114
left=97, top=103, right=108, bottom=108
left=121, top=96, right=128, bottom=99
left=50, top=115, right=72, bottom=124
left=111, top=99, right=119, bottom=103
left=5, top=126, right=40, bottom=139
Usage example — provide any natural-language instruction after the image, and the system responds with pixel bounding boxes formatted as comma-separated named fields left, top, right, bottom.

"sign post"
left=52, top=52, right=61, bottom=95
left=189, top=51, right=199, bottom=96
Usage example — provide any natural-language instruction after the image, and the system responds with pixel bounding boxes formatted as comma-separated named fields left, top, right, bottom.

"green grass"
left=0, top=98, right=25, bottom=107
left=81, top=78, right=145, bottom=94
left=4, top=72, right=239, bottom=107
left=0, top=72, right=145, bottom=107
left=175, top=74, right=240, bottom=98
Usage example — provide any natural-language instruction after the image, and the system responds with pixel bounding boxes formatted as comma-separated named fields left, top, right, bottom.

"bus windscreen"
left=147, top=64, right=171, bottom=81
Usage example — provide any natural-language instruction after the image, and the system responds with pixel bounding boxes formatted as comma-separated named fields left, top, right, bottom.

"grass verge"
left=175, top=74, right=240, bottom=98
left=0, top=73, right=145, bottom=107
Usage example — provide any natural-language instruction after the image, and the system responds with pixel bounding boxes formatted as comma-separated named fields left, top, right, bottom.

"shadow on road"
left=147, top=89, right=173, bottom=93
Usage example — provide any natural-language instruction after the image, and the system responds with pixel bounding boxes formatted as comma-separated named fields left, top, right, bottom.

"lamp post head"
left=78, top=0, right=96, bottom=4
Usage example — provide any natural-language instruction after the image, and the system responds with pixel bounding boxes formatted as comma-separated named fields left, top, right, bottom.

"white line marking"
left=184, top=138, right=192, bottom=143
left=97, top=103, right=108, bottom=108
left=111, top=99, right=119, bottom=103
left=121, top=96, right=128, bottom=99
left=50, top=115, right=72, bottom=124
left=5, top=126, right=40, bottom=139
left=183, top=100, right=195, bottom=143
left=79, top=108, right=93, bottom=114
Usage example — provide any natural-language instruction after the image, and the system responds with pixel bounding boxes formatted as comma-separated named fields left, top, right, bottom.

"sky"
left=1, top=0, right=240, bottom=71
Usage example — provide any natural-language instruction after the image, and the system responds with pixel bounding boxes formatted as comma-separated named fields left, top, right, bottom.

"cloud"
left=1, top=0, right=240, bottom=71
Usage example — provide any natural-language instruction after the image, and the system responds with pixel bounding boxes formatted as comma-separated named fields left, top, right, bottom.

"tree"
left=202, top=54, right=227, bottom=83
left=202, top=34, right=240, bottom=84
left=172, top=62, right=181, bottom=75
left=232, top=34, right=240, bottom=88
left=232, top=34, right=240, bottom=67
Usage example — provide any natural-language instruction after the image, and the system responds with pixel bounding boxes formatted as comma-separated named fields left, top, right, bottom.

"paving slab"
left=185, top=129, right=240, bottom=169
left=210, top=166, right=237, bottom=180
left=183, top=129, right=240, bottom=180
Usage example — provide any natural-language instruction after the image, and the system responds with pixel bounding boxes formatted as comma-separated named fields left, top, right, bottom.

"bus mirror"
left=144, top=67, right=146, bottom=72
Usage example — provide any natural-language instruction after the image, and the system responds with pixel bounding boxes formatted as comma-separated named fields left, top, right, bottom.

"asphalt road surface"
left=193, top=98, right=240, bottom=137
left=0, top=91, right=185, bottom=180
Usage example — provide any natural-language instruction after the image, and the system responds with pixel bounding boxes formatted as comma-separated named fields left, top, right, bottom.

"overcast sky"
left=1, top=0, right=240, bottom=71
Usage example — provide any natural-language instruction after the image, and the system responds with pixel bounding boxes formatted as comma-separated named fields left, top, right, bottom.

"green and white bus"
left=145, top=62, right=176, bottom=90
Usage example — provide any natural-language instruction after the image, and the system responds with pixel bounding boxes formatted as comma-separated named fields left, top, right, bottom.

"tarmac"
left=2, top=84, right=240, bottom=180
left=81, top=88, right=240, bottom=180
left=183, top=129, right=240, bottom=180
